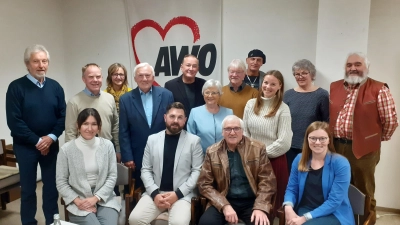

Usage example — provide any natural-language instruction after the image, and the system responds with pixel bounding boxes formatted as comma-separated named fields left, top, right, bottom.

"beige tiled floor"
left=0, top=182, right=399, bottom=225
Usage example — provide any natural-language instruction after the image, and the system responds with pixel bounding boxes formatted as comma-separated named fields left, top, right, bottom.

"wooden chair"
left=277, top=184, right=372, bottom=225
left=0, top=139, right=20, bottom=210
left=194, top=193, right=277, bottom=225
left=62, top=163, right=135, bottom=225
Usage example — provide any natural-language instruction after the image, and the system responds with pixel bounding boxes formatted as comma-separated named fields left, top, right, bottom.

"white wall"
left=0, top=0, right=66, bottom=145
left=62, top=0, right=132, bottom=101
left=222, top=0, right=319, bottom=89
left=368, top=0, right=400, bottom=209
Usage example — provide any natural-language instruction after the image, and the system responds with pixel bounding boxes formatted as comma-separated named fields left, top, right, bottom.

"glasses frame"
left=223, top=127, right=242, bottom=133
left=308, top=136, right=329, bottom=143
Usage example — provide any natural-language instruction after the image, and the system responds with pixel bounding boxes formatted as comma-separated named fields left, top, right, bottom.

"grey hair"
left=133, top=62, right=155, bottom=77
left=292, top=59, right=316, bottom=80
left=227, top=59, right=246, bottom=73
left=346, top=52, right=370, bottom=69
left=202, top=79, right=223, bottom=95
left=221, top=115, right=245, bottom=131
left=24, top=44, right=50, bottom=64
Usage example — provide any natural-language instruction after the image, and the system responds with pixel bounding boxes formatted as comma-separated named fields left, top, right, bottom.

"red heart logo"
left=131, top=16, right=201, bottom=65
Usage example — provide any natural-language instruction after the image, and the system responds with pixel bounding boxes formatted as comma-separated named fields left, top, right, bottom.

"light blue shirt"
left=83, top=87, right=101, bottom=97
left=139, top=88, right=153, bottom=127
left=26, top=74, right=57, bottom=142
left=187, top=105, right=233, bottom=152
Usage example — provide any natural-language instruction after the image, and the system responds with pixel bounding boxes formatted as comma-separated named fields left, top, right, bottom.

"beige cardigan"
left=56, top=137, right=120, bottom=216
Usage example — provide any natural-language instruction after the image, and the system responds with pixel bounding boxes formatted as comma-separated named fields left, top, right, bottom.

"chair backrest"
left=116, top=163, right=132, bottom=186
left=1, top=139, right=16, bottom=166
left=348, top=184, right=365, bottom=215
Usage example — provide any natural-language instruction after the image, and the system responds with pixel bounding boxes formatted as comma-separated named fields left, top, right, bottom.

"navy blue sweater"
left=6, top=76, right=66, bottom=146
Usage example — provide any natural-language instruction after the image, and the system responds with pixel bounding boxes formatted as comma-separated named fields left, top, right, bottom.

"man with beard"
left=119, top=62, right=173, bottom=189
left=6, top=44, right=66, bottom=225
left=330, top=52, right=398, bottom=225
left=165, top=54, right=206, bottom=119
left=244, top=49, right=266, bottom=90
left=129, top=102, right=204, bottom=225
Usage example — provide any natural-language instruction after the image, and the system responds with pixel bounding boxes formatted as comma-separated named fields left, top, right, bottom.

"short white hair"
left=24, top=44, right=50, bottom=64
left=202, top=79, right=223, bottom=95
left=346, top=52, right=370, bottom=69
left=133, top=62, right=155, bottom=77
left=227, top=59, right=246, bottom=73
left=221, top=115, right=244, bottom=131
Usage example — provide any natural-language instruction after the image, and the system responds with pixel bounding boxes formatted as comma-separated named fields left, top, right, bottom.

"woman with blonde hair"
left=104, top=63, right=132, bottom=113
left=283, top=121, right=353, bottom=225
left=243, top=70, right=293, bottom=217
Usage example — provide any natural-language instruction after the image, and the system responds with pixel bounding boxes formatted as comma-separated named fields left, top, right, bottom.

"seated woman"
left=187, top=79, right=233, bottom=152
left=56, top=108, right=120, bottom=225
left=283, top=121, right=354, bottom=225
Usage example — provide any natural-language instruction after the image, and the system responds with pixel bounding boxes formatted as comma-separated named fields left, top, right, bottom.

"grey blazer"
left=56, top=137, right=121, bottom=216
left=141, top=130, right=204, bottom=203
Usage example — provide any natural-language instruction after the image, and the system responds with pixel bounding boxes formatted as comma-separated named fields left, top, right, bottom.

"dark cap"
left=247, top=49, right=266, bottom=64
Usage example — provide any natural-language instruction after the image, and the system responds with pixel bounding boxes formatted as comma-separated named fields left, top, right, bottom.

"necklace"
left=246, top=75, right=258, bottom=88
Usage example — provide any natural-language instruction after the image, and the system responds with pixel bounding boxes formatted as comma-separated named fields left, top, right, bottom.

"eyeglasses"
left=112, top=73, right=125, bottom=78
left=308, top=137, right=328, bottom=143
left=223, top=127, right=242, bottom=133
left=293, top=72, right=309, bottom=77
left=204, top=91, right=219, bottom=96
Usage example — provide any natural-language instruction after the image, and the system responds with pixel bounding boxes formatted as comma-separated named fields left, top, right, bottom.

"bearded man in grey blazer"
left=128, top=102, right=204, bottom=225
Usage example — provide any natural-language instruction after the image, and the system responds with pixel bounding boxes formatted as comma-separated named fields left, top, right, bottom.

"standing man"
left=244, top=49, right=266, bottom=90
left=330, top=52, right=398, bottom=225
left=197, top=115, right=276, bottom=225
left=65, top=63, right=120, bottom=159
left=129, top=102, right=204, bottom=225
left=219, top=59, right=258, bottom=119
left=6, top=44, right=66, bottom=225
left=165, top=54, right=206, bottom=119
left=119, top=62, right=174, bottom=189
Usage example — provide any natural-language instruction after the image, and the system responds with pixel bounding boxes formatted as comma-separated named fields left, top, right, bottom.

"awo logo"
left=131, top=16, right=217, bottom=77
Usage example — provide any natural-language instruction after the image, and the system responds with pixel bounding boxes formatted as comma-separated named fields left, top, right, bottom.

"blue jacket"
left=283, top=152, right=354, bottom=225
left=119, top=86, right=173, bottom=176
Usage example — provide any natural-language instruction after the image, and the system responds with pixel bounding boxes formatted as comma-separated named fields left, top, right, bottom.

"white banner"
left=125, top=0, right=222, bottom=86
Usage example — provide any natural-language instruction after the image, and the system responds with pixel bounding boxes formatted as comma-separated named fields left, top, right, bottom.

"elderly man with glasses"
left=197, top=115, right=277, bottom=225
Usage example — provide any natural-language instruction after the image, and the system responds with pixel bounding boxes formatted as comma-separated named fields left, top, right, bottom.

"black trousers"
left=286, top=147, right=302, bottom=172
left=199, top=198, right=262, bottom=225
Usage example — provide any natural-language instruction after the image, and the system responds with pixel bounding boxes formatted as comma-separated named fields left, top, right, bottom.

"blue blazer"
left=283, top=152, right=354, bottom=225
left=119, top=86, right=174, bottom=174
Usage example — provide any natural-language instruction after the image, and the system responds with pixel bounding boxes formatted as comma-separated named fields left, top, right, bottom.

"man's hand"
left=284, top=205, right=300, bottom=224
left=116, top=153, right=121, bottom=163
left=251, top=209, right=269, bottom=225
left=36, top=136, right=53, bottom=152
left=154, top=194, right=170, bottom=209
left=161, top=192, right=178, bottom=208
left=124, top=161, right=136, bottom=170
left=222, top=205, right=238, bottom=224
left=40, top=147, right=49, bottom=156
left=287, top=216, right=306, bottom=225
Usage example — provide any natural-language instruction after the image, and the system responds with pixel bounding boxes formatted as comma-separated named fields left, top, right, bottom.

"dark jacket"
left=164, top=75, right=206, bottom=117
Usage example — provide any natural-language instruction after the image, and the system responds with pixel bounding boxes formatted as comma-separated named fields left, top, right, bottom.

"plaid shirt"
left=334, top=82, right=398, bottom=141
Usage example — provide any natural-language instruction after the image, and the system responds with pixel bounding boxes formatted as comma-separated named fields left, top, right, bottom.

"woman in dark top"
left=283, top=59, right=329, bottom=172
left=283, top=122, right=354, bottom=225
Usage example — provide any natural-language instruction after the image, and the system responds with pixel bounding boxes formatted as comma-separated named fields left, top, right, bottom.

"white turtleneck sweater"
left=74, top=135, right=100, bottom=188
left=243, top=96, right=293, bottom=158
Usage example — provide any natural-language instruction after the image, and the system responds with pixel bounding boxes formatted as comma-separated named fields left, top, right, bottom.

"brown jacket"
left=197, top=136, right=277, bottom=214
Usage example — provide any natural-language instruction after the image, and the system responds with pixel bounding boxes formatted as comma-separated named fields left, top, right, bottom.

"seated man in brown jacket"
left=197, top=115, right=277, bottom=225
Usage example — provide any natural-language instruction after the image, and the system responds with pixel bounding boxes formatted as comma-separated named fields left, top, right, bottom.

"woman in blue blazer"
left=283, top=121, right=354, bottom=225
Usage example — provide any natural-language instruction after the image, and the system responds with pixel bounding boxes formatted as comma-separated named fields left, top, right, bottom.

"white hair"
left=346, top=52, right=370, bottom=69
left=227, top=59, right=246, bottom=73
left=24, top=44, right=50, bottom=64
left=133, top=62, right=155, bottom=77
left=221, top=115, right=244, bottom=131
left=202, top=79, right=223, bottom=95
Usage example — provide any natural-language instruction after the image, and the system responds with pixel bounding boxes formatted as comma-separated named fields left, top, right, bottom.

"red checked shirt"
left=334, top=83, right=398, bottom=141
